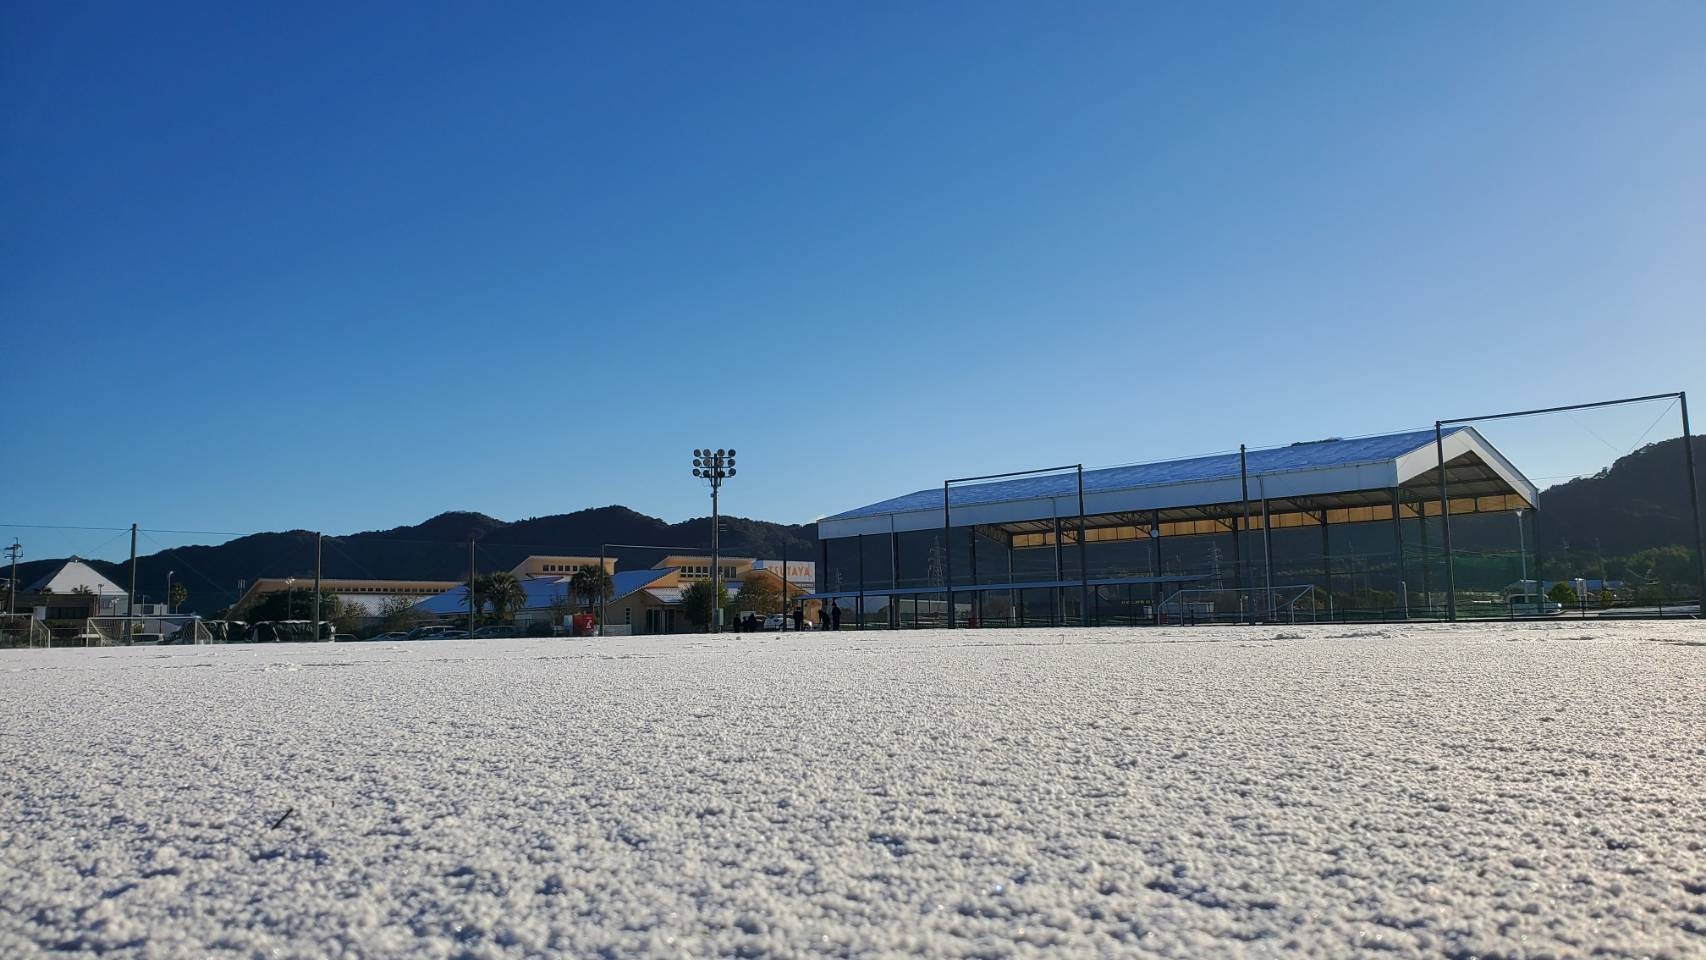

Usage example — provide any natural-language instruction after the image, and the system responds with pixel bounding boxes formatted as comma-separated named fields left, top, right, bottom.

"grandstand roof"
left=818, top=426, right=1536, bottom=538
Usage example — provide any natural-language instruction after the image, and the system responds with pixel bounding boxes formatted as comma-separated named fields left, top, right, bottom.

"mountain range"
left=10, top=435, right=1702, bottom=615
left=11, top=507, right=817, bottom=616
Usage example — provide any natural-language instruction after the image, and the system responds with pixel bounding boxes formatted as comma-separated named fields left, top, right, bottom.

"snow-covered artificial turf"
left=3, top=621, right=1705, bottom=958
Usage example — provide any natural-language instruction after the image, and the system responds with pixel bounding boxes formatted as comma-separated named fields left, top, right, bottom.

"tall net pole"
left=1681, top=393, right=1706, bottom=602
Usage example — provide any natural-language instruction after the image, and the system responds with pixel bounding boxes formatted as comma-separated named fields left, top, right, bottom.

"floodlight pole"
left=1682, top=392, right=1706, bottom=604
left=691, top=449, right=736, bottom=633
left=713, top=485, right=720, bottom=631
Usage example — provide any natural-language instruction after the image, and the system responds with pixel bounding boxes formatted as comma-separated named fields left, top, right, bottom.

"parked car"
left=762, top=614, right=785, bottom=631
left=472, top=625, right=519, bottom=639
left=332, top=633, right=359, bottom=642
left=434, top=630, right=470, bottom=640
left=406, top=625, right=456, bottom=642
left=368, top=631, right=410, bottom=643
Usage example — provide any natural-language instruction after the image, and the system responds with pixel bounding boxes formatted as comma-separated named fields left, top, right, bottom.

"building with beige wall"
left=508, top=556, right=615, bottom=579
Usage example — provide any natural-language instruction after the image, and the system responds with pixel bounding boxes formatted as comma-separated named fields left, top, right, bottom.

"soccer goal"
left=83, top=616, right=216, bottom=646
left=1156, top=584, right=1321, bottom=625
left=0, top=614, right=52, bottom=648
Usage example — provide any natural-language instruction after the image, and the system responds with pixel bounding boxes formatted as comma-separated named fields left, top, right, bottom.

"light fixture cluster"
left=691, top=448, right=736, bottom=484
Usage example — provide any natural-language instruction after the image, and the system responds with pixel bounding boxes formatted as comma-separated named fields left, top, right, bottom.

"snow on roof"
left=826, top=429, right=1468, bottom=522
left=818, top=426, right=1536, bottom=538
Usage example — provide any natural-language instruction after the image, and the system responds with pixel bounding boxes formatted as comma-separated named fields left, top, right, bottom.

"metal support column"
left=468, top=539, right=477, bottom=631
left=857, top=534, right=865, bottom=630
left=1320, top=511, right=1332, bottom=619
left=1391, top=489, right=1405, bottom=618
left=1436, top=423, right=1457, bottom=622
left=1260, top=495, right=1274, bottom=621
left=890, top=529, right=900, bottom=629
left=1150, top=510, right=1163, bottom=626
left=967, top=528, right=977, bottom=627
left=942, top=481, right=954, bottom=629
left=1052, top=514, right=1064, bottom=626
left=1682, top=393, right=1706, bottom=604
left=1077, top=465, right=1089, bottom=627
left=599, top=544, right=607, bottom=634
left=312, top=532, right=322, bottom=640
left=1239, top=445, right=1254, bottom=624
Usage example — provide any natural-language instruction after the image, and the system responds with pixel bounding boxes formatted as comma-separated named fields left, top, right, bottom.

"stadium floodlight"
left=691, top=447, right=738, bottom=633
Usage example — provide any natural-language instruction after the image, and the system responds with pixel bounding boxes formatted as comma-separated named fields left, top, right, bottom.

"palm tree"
left=461, top=574, right=490, bottom=627
left=483, top=571, right=527, bottom=623
left=570, top=565, right=613, bottom=615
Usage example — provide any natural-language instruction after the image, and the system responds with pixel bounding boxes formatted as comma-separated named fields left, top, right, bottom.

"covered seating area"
left=811, top=427, right=1539, bottom=627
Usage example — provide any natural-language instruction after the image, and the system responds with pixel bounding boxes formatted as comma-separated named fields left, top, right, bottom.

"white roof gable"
left=29, top=559, right=126, bottom=596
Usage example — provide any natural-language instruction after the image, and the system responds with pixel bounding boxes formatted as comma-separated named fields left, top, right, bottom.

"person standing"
left=817, top=604, right=829, bottom=630
left=793, top=605, right=805, bottom=631
left=831, top=600, right=842, bottom=631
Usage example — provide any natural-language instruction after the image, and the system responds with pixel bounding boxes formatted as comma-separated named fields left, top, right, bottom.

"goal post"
left=83, top=616, right=218, bottom=646
left=1157, top=584, right=1320, bottom=625
left=0, top=614, right=51, bottom=648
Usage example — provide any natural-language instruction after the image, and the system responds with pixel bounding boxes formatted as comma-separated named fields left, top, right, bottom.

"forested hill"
left=1534, top=434, right=1706, bottom=556
left=11, top=507, right=817, bottom=616
left=12, top=436, right=1702, bottom=615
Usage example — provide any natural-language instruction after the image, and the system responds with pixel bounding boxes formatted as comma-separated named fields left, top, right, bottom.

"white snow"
left=3, top=621, right=1705, bottom=958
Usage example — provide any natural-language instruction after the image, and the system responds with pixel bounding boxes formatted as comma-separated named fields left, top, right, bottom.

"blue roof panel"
left=609, top=567, right=674, bottom=602
left=415, top=576, right=578, bottom=615
left=825, top=428, right=1464, bottom=521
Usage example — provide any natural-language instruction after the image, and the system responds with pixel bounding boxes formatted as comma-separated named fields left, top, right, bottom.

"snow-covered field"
left=4, top=622, right=1705, bottom=959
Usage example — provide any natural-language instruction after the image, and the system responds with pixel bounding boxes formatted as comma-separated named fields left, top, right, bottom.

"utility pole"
left=691, top=448, right=736, bottom=633
left=311, top=533, right=322, bottom=641
left=468, top=539, right=477, bottom=633
left=127, top=524, right=138, bottom=618
left=5, top=542, right=19, bottom=617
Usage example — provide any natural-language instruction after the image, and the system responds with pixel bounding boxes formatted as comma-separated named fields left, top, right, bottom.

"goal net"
left=83, top=616, right=216, bottom=647
left=0, top=614, right=51, bottom=648
left=1156, top=584, right=1321, bottom=625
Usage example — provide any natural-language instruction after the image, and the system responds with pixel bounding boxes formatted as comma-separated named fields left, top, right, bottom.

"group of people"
left=726, top=601, right=845, bottom=632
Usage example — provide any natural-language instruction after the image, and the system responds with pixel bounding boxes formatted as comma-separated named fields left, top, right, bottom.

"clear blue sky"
left=4, top=1, right=1703, bottom=551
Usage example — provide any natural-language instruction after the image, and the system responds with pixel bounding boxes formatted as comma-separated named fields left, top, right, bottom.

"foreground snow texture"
left=4, top=624, right=1706, bottom=959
